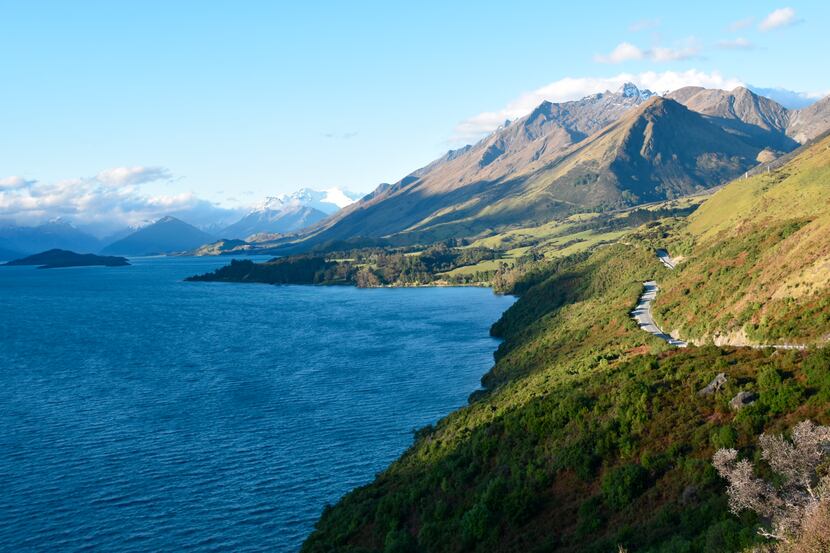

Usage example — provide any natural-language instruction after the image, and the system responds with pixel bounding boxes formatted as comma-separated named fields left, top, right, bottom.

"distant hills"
left=0, top=220, right=102, bottom=256
left=221, top=204, right=328, bottom=240
left=100, top=216, right=215, bottom=256
left=0, top=187, right=360, bottom=257
left=0, top=246, right=23, bottom=261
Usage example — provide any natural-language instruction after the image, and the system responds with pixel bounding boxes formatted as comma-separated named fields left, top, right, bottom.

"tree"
left=712, top=420, right=830, bottom=549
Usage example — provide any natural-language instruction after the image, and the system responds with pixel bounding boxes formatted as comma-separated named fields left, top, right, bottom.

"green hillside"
left=301, top=131, right=830, bottom=553
left=653, top=134, right=830, bottom=346
left=302, top=240, right=830, bottom=553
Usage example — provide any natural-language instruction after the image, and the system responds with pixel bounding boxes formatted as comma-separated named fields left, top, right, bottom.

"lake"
left=0, top=256, right=514, bottom=552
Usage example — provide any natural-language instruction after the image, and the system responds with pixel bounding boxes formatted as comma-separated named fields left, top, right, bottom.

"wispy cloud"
left=651, top=41, right=702, bottom=62
left=453, top=70, right=744, bottom=142
left=595, top=39, right=701, bottom=64
left=323, top=131, right=358, bottom=140
left=96, top=166, right=173, bottom=186
left=628, top=18, right=660, bottom=32
left=759, top=7, right=801, bottom=31
left=716, top=37, right=755, bottom=50
left=728, top=17, right=754, bottom=32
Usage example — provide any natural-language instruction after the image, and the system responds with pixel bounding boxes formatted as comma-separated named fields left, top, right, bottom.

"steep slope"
left=666, top=86, right=797, bottom=152
left=303, top=238, right=830, bottom=553
left=0, top=220, right=102, bottom=255
left=667, top=86, right=830, bottom=149
left=652, top=133, right=830, bottom=346
left=292, top=97, right=764, bottom=248
left=101, top=216, right=214, bottom=255
left=409, top=83, right=656, bottom=187
left=787, top=95, right=830, bottom=144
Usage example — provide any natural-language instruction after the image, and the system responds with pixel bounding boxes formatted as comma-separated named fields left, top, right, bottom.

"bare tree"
left=712, top=420, right=830, bottom=547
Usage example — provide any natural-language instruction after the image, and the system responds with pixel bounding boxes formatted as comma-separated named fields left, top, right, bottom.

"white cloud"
left=595, top=39, right=701, bottom=64
left=0, top=167, right=240, bottom=234
left=716, top=37, right=755, bottom=50
left=759, top=7, right=800, bottom=31
left=96, top=166, right=172, bottom=186
left=0, top=176, right=37, bottom=190
left=629, top=18, right=660, bottom=32
left=453, top=70, right=744, bottom=142
left=594, top=42, right=645, bottom=63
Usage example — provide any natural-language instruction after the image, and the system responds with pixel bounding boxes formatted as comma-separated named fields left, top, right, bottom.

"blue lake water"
left=0, top=256, right=514, bottom=552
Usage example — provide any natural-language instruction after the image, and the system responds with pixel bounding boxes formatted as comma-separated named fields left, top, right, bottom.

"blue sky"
left=0, top=1, right=827, bottom=231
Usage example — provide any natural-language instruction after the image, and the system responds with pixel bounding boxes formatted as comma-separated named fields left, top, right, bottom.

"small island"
left=3, top=249, right=130, bottom=269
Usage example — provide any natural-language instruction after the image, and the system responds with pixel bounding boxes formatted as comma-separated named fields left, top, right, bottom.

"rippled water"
left=0, top=256, right=514, bottom=552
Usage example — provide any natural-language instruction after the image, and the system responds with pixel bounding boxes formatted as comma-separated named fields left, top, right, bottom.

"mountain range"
left=0, top=220, right=103, bottom=259
left=218, top=188, right=360, bottom=240
left=259, top=84, right=830, bottom=252
left=0, top=188, right=359, bottom=257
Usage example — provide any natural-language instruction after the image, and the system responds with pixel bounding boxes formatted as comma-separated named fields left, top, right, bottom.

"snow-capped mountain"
left=219, top=187, right=362, bottom=240
left=259, top=187, right=361, bottom=215
left=619, top=82, right=655, bottom=101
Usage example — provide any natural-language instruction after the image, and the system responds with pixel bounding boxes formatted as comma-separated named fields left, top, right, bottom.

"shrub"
left=602, top=464, right=650, bottom=510
left=712, top=420, right=830, bottom=546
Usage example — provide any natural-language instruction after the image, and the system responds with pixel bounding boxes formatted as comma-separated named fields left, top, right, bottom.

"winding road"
left=655, top=249, right=676, bottom=270
left=633, top=250, right=807, bottom=350
left=631, top=280, right=687, bottom=347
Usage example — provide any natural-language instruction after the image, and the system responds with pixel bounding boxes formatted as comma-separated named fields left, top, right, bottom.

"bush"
left=757, top=366, right=802, bottom=415
left=577, top=497, right=606, bottom=537
left=602, top=464, right=650, bottom=510
left=711, top=425, right=738, bottom=449
left=383, top=528, right=417, bottom=553
left=461, top=502, right=493, bottom=545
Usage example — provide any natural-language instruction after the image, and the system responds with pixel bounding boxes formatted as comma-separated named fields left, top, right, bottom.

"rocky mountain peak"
left=617, top=82, right=656, bottom=100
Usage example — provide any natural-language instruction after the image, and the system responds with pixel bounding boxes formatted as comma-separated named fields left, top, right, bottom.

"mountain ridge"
left=279, top=95, right=770, bottom=250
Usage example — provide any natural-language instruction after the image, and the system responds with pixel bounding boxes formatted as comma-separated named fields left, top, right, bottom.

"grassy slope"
left=440, top=196, right=706, bottom=279
left=653, top=135, right=830, bottom=345
left=302, top=240, right=830, bottom=552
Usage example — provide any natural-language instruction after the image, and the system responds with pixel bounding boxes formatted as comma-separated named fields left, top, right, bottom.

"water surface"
left=0, top=257, right=514, bottom=551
